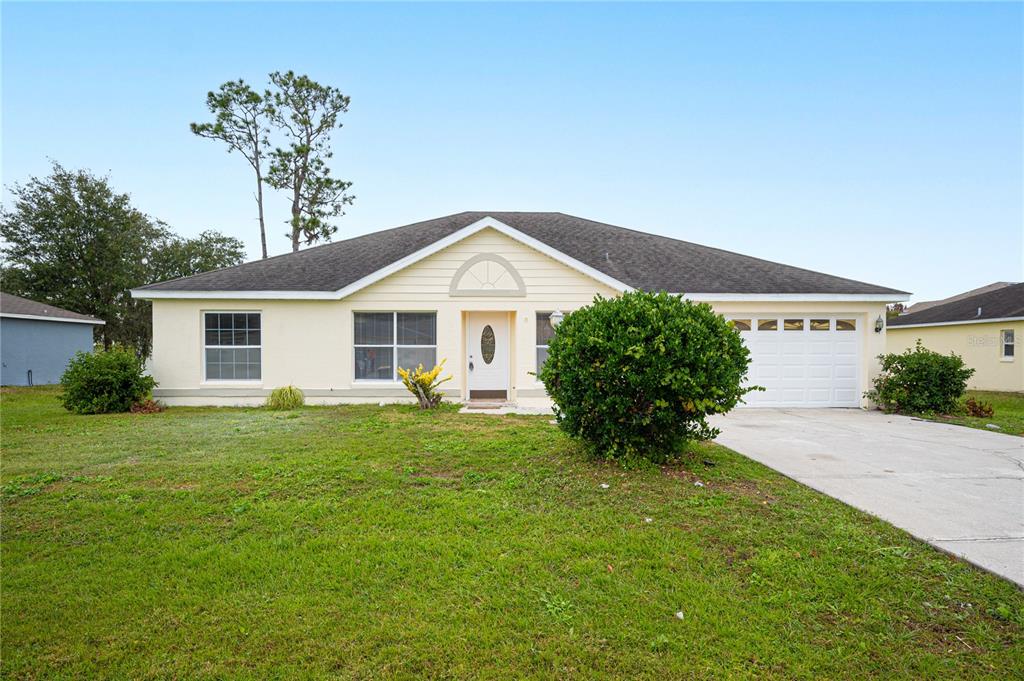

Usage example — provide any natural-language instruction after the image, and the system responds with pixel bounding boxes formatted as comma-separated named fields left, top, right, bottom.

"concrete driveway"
left=709, top=409, right=1024, bottom=587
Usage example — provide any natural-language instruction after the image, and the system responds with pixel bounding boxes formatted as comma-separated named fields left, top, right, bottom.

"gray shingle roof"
left=0, top=292, right=104, bottom=324
left=137, top=212, right=908, bottom=296
left=889, top=282, right=1024, bottom=327
left=904, top=282, right=1016, bottom=314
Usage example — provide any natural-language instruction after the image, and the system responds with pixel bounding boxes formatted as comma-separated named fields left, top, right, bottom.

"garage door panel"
left=834, top=388, right=858, bottom=403
left=733, top=315, right=861, bottom=408
left=808, top=342, right=833, bottom=355
left=807, top=354, right=834, bottom=366
left=835, top=365, right=857, bottom=379
left=835, top=341, right=857, bottom=355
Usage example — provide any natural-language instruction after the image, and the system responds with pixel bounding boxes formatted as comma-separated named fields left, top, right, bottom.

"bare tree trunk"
left=290, top=166, right=305, bottom=252
left=255, top=167, right=268, bottom=259
left=290, top=186, right=301, bottom=252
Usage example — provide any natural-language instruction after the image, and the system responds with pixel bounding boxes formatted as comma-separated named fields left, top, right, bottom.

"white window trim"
left=1001, top=329, right=1015, bottom=362
left=202, top=310, right=263, bottom=384
left=353, top=311, right=437, bottom=383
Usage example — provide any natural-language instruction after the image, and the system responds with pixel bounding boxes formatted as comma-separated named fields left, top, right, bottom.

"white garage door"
left=729, top=316, right=861, bottom=408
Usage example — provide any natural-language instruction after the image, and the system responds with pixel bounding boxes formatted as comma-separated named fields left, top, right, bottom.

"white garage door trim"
left=728, top=314, right=862, bottom=408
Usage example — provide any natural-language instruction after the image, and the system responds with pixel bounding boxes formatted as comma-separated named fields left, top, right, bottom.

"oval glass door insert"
left=480, top=325, right=496, bottom=364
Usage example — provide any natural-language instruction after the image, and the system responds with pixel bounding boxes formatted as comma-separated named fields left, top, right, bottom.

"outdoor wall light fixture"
left=549, top=310, right=565, bottom=329
left=875, top=315, right=884, bottom=333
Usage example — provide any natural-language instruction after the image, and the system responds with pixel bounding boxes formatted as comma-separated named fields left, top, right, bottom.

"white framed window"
left=354, top=312, right=436, bottom=381
left=204, top=312, right=261, bottom=381
left=1002, top=329, right=1015, bottom=360
left=536, top=312, right=556, bottom=371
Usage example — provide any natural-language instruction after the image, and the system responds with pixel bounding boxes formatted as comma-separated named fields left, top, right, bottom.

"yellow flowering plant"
left=397, top=359, right=453, bottom=409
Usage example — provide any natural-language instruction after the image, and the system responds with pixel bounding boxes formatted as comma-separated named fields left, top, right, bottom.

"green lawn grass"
left=2, top=386, right=1022, bottom=679
left=933, top=390, right=1024, bottom=436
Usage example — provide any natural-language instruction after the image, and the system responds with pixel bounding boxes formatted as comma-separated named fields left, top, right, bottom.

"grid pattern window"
left=354, top=312, right=436, bottom=380
left=536, top=312, right=556, bottom=370
left=204, top=312, right=261, bottom=380
left=1002, top=330, right=1015, bottom=359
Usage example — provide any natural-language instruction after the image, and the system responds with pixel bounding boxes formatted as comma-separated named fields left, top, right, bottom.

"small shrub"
left=398, top=359, right=452, bottom=409
left=266, top=385, right=305, bottom=410
left=964, top=397, right=994, bottom=418
left=59, top=349, right=156, bottom=414
left=865, top=341, right=975, bottom=414
left=538, top=291, right=754, bottom=463
left=130, top=399, right=164, bottom=414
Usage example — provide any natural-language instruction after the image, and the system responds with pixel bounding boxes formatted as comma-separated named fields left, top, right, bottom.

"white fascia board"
left=132, top=216, right=634, bottom=302
left=679, top=292, right=911, bottom=303
left=888, top=316, right=1024, bottom=330
left=0, top=312, right=105, bottom=325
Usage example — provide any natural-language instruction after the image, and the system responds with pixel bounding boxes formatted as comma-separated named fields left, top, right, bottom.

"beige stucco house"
left=888, top=282, right=1023, bottom=392
left=131, top=212, right=908, bottom=408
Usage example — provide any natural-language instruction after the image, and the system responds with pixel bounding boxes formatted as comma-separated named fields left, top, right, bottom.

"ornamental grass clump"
left=539, top=291, right=755, bottom=464
left=266, top=385, right=305, bottom=410
left=398, top=359, right=452, bottom=409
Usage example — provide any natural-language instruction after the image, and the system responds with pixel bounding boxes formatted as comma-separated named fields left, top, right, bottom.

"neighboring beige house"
left=131, top=212, right=908, bottom=408
left=888, top=283, right=1024, bottom=392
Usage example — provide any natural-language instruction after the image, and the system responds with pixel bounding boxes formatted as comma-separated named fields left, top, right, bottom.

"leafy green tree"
left=1, top=163, right=244, bottom=356
left=265, top=71, right=354, bottom=252
left=887, top=302, right=906, bottom=320
left=149, top=230, right=247, bottom=283
left=190, top=80, right=272, bottom=259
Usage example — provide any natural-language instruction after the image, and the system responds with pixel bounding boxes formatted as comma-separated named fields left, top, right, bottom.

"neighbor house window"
left=1002, top=330, right=1015, bottom=359
left=354, top=312, right=436, bottom=380
left=204, top=312, right=261, bottom=381
left=536, top=312, right=556, bottom=370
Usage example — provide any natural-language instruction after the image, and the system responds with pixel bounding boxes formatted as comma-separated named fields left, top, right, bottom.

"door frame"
left=464, top=311, right=512, bottom=400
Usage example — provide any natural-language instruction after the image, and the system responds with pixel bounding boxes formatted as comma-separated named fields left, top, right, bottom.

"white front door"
left=730, top=315, right=861, bottom=408
left=467, top=312, right=509, bottom=399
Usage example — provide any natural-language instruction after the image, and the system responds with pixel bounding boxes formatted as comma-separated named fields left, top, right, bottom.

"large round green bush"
left=538, top=291, right=753, bottom=463
left=865, top=341, right=975, bottom=414
left=60, top=349, right=156, bottom=414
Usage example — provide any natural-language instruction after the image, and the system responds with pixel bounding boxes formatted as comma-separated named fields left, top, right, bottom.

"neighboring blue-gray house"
left=1, top=293, right=104, bottom=386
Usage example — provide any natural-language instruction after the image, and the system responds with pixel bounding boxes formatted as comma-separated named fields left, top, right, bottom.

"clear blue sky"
left=3, top=2, right=1021, bottom=301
